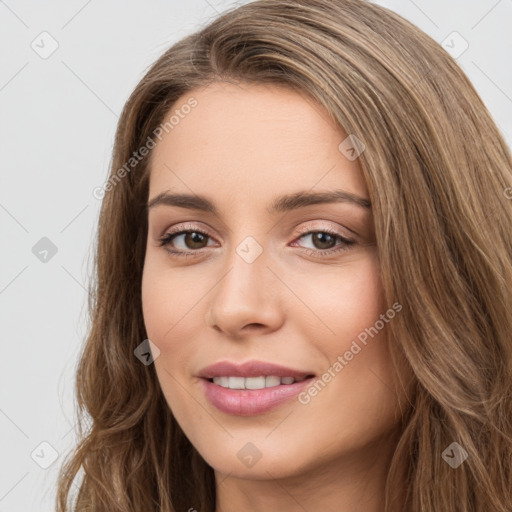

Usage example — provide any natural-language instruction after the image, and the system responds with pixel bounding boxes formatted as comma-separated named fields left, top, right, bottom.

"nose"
left=204, top=243, right=284, bottom=338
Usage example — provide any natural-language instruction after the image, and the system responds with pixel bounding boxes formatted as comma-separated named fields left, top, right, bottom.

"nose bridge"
left=206, top=233, right=282, bottom=333
left=218, top=234, right=271, bottom=305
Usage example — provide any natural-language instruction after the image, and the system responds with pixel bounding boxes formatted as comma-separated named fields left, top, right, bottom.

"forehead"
left=148, top=81, right=368, bottom=206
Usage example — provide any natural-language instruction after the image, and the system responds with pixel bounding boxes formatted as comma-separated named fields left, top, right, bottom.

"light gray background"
left=1, top=0, right=511, bottom=510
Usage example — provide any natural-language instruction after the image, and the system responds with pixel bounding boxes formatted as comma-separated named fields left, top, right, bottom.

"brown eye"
left=181, top=231, right=209, bottom=249
left=291, top=228, right=356, bottom=257
left=308, top=232, right=337, bottom=250
left=158, top=229, right=214, bottom=254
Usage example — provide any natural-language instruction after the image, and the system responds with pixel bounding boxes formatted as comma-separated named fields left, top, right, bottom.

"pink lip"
left=200, top=377, right=314, bottom=416
left=197, top=360, right=316, bottom=416
left=197, top=360, right=314, bottom=379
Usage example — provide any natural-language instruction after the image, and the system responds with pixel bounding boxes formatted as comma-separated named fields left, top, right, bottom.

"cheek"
left=297, top=254, right=385, bottom=354
left=342, top=257, right=385, bottom=339
left=141, top=257, right=203, bottom=342
left=141, top=257, right=216, bottom=394
left=294, top=255, right=396, bottom=413
left=141, top=264, right=204, bottom=419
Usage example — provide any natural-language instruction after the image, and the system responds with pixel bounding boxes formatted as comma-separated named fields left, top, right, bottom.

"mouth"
left=203, top=374, right=315, bottom=389
left=200, top=373, right=316, bottom=416
left=197, top=360, right=316, bottom=415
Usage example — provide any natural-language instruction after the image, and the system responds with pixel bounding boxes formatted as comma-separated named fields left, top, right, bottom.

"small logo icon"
left=236, top=236, right=263, bottom=264
left=441, top=31, right=469, bottom=59
left=237, top=442, right=263, bottom=468
left=32, top=237, right=58, bottom=263
left=31, top=441, right=59, bottom=469
left=442, top=442, right=468, bottom=468
left=31, top=31, right=59, bottom=59
left=134, top=339, right=161, bottom=365
left=338, top=134, right=366, bottom=161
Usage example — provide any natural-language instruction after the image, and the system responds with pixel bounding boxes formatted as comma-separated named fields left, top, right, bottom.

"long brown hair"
left=56, top=0, right=512, bottom=510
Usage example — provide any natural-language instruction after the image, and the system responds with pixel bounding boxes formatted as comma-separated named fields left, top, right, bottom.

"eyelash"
left=157, top=223, right=356, bottom=259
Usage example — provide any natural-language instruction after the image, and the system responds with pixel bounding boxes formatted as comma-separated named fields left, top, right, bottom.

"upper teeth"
left=212, top=376, right=305, bottom=390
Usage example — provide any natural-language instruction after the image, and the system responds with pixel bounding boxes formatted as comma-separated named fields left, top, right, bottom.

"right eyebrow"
left=148, top=192, right=217, bottom=213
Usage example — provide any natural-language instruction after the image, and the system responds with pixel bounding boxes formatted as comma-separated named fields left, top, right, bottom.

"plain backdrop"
left=1, top=0, right=511, bottom=510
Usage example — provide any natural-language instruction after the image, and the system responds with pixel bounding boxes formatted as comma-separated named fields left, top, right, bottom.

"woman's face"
left=142, top=81, right=405, bottom=481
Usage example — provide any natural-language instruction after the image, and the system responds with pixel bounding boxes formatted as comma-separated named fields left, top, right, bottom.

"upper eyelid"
left=161, top=220, right=353, bottom=237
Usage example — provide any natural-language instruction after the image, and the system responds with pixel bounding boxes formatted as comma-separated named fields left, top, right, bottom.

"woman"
left=56, top=0, right=512, bottom=510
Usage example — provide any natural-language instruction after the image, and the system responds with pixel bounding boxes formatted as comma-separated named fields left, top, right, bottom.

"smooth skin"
left=141, top=81, right=408, bottom=512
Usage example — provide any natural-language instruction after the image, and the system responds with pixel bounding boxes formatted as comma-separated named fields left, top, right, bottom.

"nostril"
left=246, top=323, right=265, bottom=330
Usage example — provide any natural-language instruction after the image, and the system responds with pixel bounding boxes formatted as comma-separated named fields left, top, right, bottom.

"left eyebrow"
left=268, top=189, right=371, bottom=213
left=147, top=189, right=372, bottom=214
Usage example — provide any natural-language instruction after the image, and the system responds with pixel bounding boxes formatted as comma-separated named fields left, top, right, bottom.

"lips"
left=197, top=360, right=316, bottom=416
left=197, top=360, right=315, bottom=380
